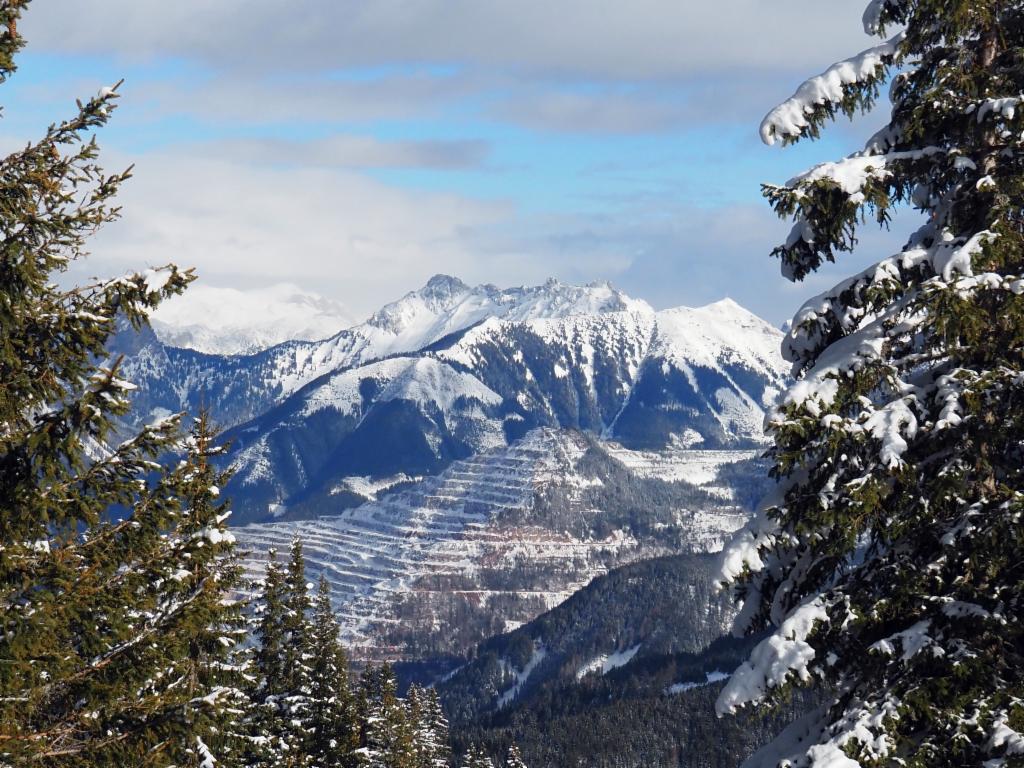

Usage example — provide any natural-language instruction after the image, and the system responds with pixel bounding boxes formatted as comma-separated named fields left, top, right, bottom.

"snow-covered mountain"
left=148, top=282, right=356, bottom=355
left=114, top=275, right=654, bottom=429
left=113, top=275, right=787, bottom=523
left=110, top=273, right=787, bottom=679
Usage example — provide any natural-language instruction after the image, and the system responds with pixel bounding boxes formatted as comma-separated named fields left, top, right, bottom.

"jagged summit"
left=419, top=273, right=471, bottom=300
left=363, top=274, right=652, bottom=348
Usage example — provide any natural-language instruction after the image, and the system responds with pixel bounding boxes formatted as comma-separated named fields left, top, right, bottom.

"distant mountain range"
left=148, top=282, right=356, bottom=355
left=114, top=274, right=788, bottom=525
left=112, top=274, right=792, bottom=762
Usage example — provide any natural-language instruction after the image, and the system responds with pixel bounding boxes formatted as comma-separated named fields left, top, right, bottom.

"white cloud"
left=74, top=152, right=512, bottom=317
left=26, top=0, right=908, bottom=326
left=63, top=145, right=918, bottom=327
left=189, top=135, right=488, bottom=170
left=23, top=1, right=879, bottom=81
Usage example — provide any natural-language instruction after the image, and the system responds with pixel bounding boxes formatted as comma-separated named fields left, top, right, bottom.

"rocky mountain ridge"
left=113, top=276, right=786, bottom=524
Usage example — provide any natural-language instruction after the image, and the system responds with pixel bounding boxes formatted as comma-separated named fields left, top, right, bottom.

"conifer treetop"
left=718, top=1, right=1024, bottom=765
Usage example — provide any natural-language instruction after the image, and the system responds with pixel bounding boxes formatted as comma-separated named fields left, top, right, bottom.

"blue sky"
left=13, top=1, right=915, bottom=324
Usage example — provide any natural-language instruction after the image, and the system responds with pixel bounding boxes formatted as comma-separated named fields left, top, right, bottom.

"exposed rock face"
left=235, top=429, right=760, bottom=663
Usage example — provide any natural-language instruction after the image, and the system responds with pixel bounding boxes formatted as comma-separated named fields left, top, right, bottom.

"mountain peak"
left=701, top=297, right=744, bottom=312
left=422, top=274, right=470, bottom=297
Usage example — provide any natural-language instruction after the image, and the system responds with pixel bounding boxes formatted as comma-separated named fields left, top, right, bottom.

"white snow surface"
left=298, top=357, right=503, bottom=419
left=576, top=644, right=641, bottom=679
left=988, top=712, right=1024, bottom=759
left=336, top=474, right=421, bottom=501
left=206, top=275, right=659, bottom=409
left=150, top=282, right=355, bottom=355
left=666, top=669, right=730, bottom=694
left=497, top=645, right=548, bottom=709
left=653, top=299, right=787, bottom=382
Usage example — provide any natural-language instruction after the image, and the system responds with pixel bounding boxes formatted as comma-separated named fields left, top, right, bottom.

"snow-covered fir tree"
left=253, top=548, right=289, bottom=763
left=407, top=685, right=450, bottom=768
left=356, top=663, right=417, bottom=768
left=460, top=745, right=494, bottom=768
left=718, top=1, right=1024, bottom=765
left=0, top=4, right=248, bottom=765
left=504, top=744, right=528, bottom=768
left=253, top=544, right=314, bottom=767
left=281, top=537, right=314, bottom=765
left=306, top=574, right=358, bottom=768
left=148, top=414, right=254, bottom=768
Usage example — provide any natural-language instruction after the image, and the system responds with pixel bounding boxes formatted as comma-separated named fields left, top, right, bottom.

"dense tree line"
left=238, top=538, right=454, bottom=768
left=452, top=670, right=809, bottom=768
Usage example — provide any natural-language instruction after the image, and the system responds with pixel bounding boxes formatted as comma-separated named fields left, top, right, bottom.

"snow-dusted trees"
left=409, top=686, right=450, bottom=768
left=307, top=574, right=358, bottom=767
left=252, top=541, right=316, bottom=766
left=503, top=744, right=528, bottom=768
left=0, top=4, right=250, bottom=765
left=251, top=544, right=452, bottom=768
left=718, top=1, right=1024, bottom=765
left=253, top=548, right=302, bottom=764
left=356, top=663, right=417, bottom=768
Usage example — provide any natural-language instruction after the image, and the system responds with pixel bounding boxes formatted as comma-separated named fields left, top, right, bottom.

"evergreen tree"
left=459, top=746, right=479, bottom=768
left=280, top=538, right=313, bottom=766
left=151, top=413, right=254, bottom=768
left=254, top=548, right=294, bottom=766
left=229, top=609, right=275, bottom=768
left=416, top=688, right=450, bottom=768
left=376, top=663, right=415, bottom=768
left=0, top=4, right=246, bottom=765
left=353, top=667, right=379, bottom=768
left=718, top=1, right=1024, bottom=765
left=283, top=537, right=312, bottom=694
left=406, top=685, right=428, bottom=768
left=256, top=549, right=289, bottom=697
left=504, top=744, right=527, bottom=768
left=357, top=664, right=416, bottom=768
left=460, top=745, right=493, bottom=768
left=307, top=574, right=357, bottom=768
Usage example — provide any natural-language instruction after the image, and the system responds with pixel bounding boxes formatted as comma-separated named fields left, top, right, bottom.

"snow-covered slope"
left=235, top=428, right=753, bottom=662
left=112, top=275, right=787, bottom=523
left=116, top=275, right=654, bottom=430
left=221, top=301, right=785, bottom=521
left=149, top=282, right=356, bottom=354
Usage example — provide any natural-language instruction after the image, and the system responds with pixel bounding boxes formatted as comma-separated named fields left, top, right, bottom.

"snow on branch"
left=785, top=147, right=942, bottom=197
left=987, top=710, right=1024, bottom=761
left=930, top=230, right=995, bottom=282
left=780, top=317, right=888, bottom=415
left=862, top=0, right=902, bottom=36
left=760, top=33, right=904, bottom=146
left=716, top=596, right=831, bottom=715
